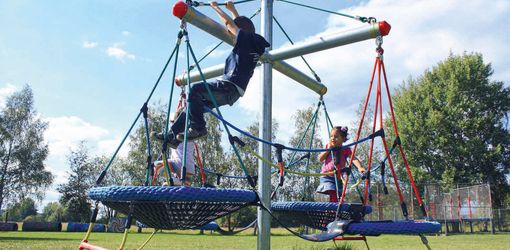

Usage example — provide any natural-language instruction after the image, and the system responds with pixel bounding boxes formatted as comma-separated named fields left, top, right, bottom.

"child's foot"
left=153, top=132, right=179, bottom=149
left=176, top=127, right=207, bottom=141
left=167, top=138, right=180, bottom=149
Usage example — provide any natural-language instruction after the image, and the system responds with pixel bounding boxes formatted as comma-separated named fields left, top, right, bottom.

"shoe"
left=153, top=131, right=170, bottom=141
left=152, top=131, right=179, bottom=149
left=167, top=138, right=180, bottom=149
left=176, top=127, right=207, bottom=141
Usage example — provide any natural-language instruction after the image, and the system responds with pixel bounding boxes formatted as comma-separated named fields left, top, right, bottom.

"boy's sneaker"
left=176, top=128, right=207, bottom=141
left=167, top=138, right=180, bottom=149
left=152, top=132, right=179, bottom=149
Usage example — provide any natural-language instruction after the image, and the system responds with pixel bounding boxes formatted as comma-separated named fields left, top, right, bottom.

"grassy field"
left=1, top=229, right=509, bottom=250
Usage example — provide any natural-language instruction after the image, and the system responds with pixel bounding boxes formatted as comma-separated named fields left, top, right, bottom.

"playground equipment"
left=424, top=183, right=494, bottom=234
left=80, top=1, right=440, bottom=249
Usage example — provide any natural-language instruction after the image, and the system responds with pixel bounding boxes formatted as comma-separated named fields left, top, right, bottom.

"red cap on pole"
left=378, top=21, right=391, bottom=36
left=172, top=1, right=189, bottom=19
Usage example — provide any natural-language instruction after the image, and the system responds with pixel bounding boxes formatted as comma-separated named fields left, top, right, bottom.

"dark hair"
left=332, top=126, right=348, bottom=139
left=234, top=16, right=255, bottom=33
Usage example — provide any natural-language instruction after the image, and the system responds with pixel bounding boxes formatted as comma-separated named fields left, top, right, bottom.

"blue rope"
left=202, top=168, right=251, bottom=179
left=204, top=107, right=377, bottom=152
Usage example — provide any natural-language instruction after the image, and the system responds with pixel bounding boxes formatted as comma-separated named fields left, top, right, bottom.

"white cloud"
left=41, top=116, right=130, bottom=210
left=122, top=31, right=131, bottom=36
left=44, top=116, right=110, bottom=159
left=0, top=83, right=17, bottom=109
left=238, top=0, right=510, bottom=143
left=82, top=41, right=98, bottom=49
left=106, top=44, right=135, bottom=61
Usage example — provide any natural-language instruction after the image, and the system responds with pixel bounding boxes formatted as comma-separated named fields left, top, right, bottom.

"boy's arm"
left=225, top=1, right=240, bottom=18
left=210, top=1, right=239, bottom=37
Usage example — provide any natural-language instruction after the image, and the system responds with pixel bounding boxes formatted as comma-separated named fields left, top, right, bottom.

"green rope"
left=286, top=101, right=321, bottom=167
left=275, top=0, right=372, bottom=23
left=190, top=0, right=256, bottom=7
left=240, top=144, right=334, bottom=177
left=273, top=16, right=321, bottom=82
left=95, top=39, right=181, bottom=186
left=161, top=31, right=185, bottom=187
left=184, top=32, right=256, bottom=188
left=301, top=103, right=320, bottom=200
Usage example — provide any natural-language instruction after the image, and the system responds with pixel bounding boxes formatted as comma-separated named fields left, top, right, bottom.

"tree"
left=284, top=105, right=323, bottom=201
left=57, top=142, right=95, bottom=222
left=5, top=197, right=38, bottom=221
left=195, top=113, right=226, bottom=187
left=42, top=202, right=64, bottom=222
left=391, top=52, right=510, bottom=206
left=0, top=85, right=53, bottom=212
left=126, top=101, right=172, bottom=186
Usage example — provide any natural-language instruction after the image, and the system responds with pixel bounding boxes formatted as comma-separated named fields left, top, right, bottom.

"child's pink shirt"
left=321, top=144, right=352, bottom=173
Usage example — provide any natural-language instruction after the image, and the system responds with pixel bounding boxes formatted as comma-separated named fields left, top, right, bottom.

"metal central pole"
left=258, top=0, right=273, bottom=249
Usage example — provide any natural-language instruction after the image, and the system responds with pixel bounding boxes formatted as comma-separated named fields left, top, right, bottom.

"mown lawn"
left=0, top=229, right=509, bottom=250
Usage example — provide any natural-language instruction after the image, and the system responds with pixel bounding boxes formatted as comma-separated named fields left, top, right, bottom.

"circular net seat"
left=89, top=186, right=257, bottom=230
left=346, top=220, right=441, bottom=236
left=271, top=201, right=372, bottom=231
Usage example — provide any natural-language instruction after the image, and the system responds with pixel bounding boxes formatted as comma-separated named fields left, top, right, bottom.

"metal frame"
left=171, top=1, right=391, bottom=248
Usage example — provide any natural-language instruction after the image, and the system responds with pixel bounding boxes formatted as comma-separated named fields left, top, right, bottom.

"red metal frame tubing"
left=79, top=241, right=109, bottom=250
left=333, top=236, right=367, bottom=241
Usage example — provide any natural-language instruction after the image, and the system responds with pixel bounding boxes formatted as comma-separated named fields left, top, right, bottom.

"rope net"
left=89, top=186, right=257, bottom=230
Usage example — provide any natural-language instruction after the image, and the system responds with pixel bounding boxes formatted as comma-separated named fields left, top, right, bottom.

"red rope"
left=338, top=59, right=378, bottom=208
left=194, top=143, right=207, bottom=186
left=339, top=40, right=428, bottom=219
left=362, top=64, right=380, bottom=207
left=380, top=60, right=425, bottom=214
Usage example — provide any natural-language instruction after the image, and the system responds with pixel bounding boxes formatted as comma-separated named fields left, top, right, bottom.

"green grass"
left=0, top=229, right=509, bottom=250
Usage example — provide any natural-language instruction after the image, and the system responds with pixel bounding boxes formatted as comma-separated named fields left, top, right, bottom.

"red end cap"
left=172, top=1, right=188, bottom=19
left=378, top=21, right=391, bottom=36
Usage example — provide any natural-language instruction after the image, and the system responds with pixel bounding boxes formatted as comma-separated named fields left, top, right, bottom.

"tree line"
left=1, top=52, right=509, bottom=224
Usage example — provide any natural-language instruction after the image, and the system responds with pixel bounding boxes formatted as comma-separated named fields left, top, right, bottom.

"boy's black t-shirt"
left=221, top=30, right=270, bottom=95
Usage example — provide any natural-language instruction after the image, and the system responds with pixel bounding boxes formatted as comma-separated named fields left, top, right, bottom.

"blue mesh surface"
left=271, top=201, right=371, bottom=231
left=88, top=186, right=257, bottom=230
left=271, top=201, right=372, bottom=214
left=89, top=186, right=256, bottom=203
left=346, top=220, right=441, bottom=236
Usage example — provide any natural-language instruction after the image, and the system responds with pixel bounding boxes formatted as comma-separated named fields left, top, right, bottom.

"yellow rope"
left=351, top=175, right=364, bottom=189
left=241, top=145, right=336, bottom=177
left=119, top=228, right=130, bottom=250
left=161, top=154, right=171, bottom=185
left=82, top=222, right=94, bottom=242
left=138, top=229, right=158, bottom=250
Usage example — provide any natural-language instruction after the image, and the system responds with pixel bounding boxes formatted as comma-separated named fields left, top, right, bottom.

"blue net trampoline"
left=271, top=201, right=372, bottom=231
left=88, top=186, right=257, bottom=230
left=345, top=220, right=441, bottom=236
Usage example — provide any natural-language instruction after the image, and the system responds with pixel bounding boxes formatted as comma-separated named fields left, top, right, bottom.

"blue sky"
left=1, top=0, right=509, bottom=210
